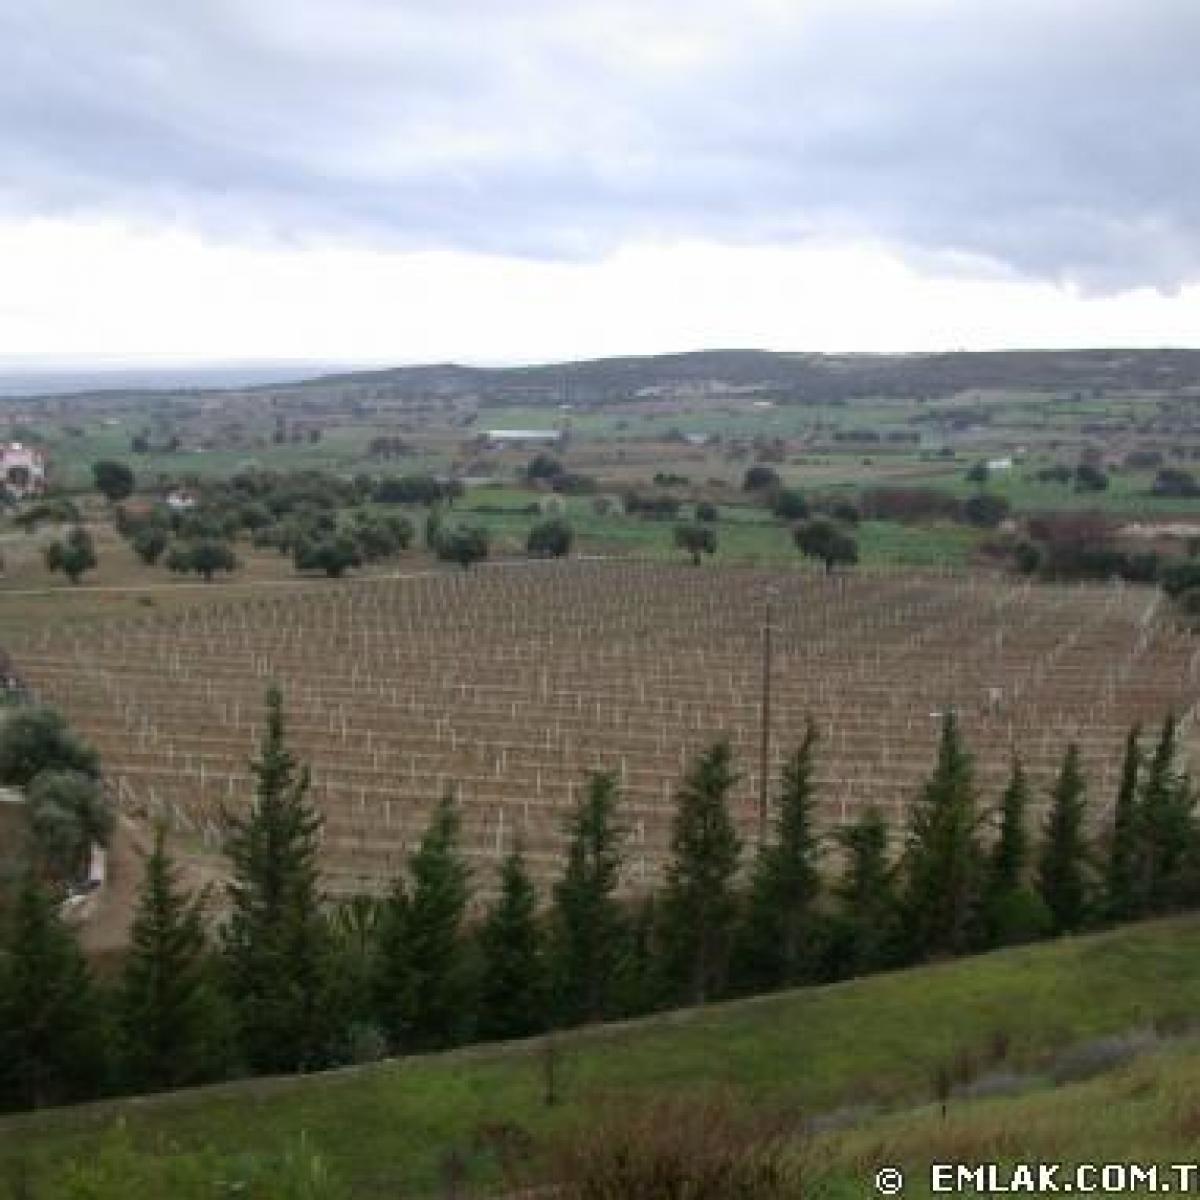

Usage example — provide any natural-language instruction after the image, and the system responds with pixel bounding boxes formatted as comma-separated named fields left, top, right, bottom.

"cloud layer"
left=3, top=0, right=1199, bottom=291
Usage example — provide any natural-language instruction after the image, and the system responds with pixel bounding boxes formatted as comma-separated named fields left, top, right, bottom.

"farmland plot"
left=10, top=562, right=1199, bottom=899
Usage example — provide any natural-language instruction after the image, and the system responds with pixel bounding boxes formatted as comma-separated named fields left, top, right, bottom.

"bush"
left=436, top=525, right=490, bottom=569
left=131, top=526, right=168, bottom=565
left=769, top=488, right=809, bottom=520
left=674, top=522, right=717, bottom=566
left=963, top=492, right=1012, bottom=528
left=165, top=539, right=238, bottom=582
left=527, top=518, right=574, bottom=559
left=742, top=465, right=781, bottom=492
left=92, top=460, right=135, bottom=502
left=523, top=1097, right=804, bottom=1200
left=0, top=706, right=99, bottom=787
left=695, top=501, right=719, bottom=523
left=44, top=527, right=97, bottom=584
left=294, top=535, right=363, bottom=578
left=1074, top=464, right=1109, bottom=492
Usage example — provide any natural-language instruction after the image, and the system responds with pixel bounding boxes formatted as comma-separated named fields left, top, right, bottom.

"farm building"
left=0, top=442, right=48, bottom=497
left=484, top=429, right=564, bottom=448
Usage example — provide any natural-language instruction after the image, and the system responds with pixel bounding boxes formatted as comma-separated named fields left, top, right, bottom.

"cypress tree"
left=222, top=685, right=335, bottom=1073
left=735, top=721, right=821, bottom=991
left=900, top=711, right=982, bottom=960
left=1105, top=725, right=1142, bottom=922
left=977, top=758, right=1050, bottom=948
left=659, top=739, right=742, bottom=1004
left=829, top=807, right=898, bottom=978
left=379, top=795, right=470, bottom=1052
left=477, top=848, right=546, bottom=1042
left=120, top=827, right=225, bottom=1091
left=0, top=874, right=104, bottom=1110
left=373, top=875, right=411, bottom=1051
left=550, top=771, right=626, bottom=1025
left=1037, top=742, right=1091, bottom=935
left=1137, top=714, right=1196, bottom=914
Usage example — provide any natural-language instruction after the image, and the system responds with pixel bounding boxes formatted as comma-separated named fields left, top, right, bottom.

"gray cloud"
left=2, top=0, right=1199, bottom=289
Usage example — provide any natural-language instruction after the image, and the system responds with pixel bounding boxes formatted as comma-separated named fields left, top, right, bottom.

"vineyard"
left=12, top=562, right=1200, bottom=899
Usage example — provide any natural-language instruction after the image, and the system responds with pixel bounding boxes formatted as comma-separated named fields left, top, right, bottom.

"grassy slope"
left=817, top=1041, right=1200, bottom=1198
left=4, top=916, right=1200, bottom=1196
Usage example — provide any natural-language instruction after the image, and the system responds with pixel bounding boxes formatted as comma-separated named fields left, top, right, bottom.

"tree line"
left=0, top=692, right=1195, bottom=1113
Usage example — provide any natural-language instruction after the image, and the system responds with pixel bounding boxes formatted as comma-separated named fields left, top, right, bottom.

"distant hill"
left=278, top=347, right=1200, bottom=406
left=9, top=348, right=1200, bottom=406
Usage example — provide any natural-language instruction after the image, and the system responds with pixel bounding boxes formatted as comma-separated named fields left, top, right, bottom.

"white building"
left=0, top=443, right=48, bottom=497
left=485, top=429, right=564, bottom=448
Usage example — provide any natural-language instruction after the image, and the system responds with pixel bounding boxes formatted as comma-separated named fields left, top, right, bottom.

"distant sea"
left=0, top=362, right=354, bottom=398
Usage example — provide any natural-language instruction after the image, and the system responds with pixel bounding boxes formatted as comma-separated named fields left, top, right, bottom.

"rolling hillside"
left=4, top=915, right=1200, bottom=1196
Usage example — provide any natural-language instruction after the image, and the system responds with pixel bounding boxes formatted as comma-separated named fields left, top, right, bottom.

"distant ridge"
left=7, top=348, right=1200, bottom=404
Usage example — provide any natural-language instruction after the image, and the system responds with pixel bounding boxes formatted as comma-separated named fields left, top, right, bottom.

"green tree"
left=120, top=828, right=226, bottom=1091
left=735, top=721, right=821, bottom=991
left=293, top=534, right=362, bottom=578
left=435, top=524, right=489, bottom=570
left=527, top=517, right=574, bottom=559
left=977, top=759, right=1050, bottom=948
left=166, top=539, right=237, bottom=582
left=0, top=875, right=104, bottom=1110
left=550, top=772, right=626, bottom=1025
left=659, top=740, right=742, bottom=1004
left=1136, top=714, right=1196, bottom=914
left=0, top=706, right=99, bottom=787
left=477, top=848, right=546, bottom=1041
left=376, top=796, right=470, bottom=1052
left=131, top=525, right=168, bottom=565
left=222, top=686, right=335, bottom=1073
left=26, top=770, right=112, bottom=882
left=673, top=522, right=717, bottom=566
left=92, top=460, right=135, bottom=502
left=44, top=526, right=97, bottom=584
left=829, top=808, right=899, bottom=978
left=1037, top=743, right=1092, bottom=935
left=1104, top=725, right=1142, bottom=922
left=794, top=518, right=858, bottom=574
left=900, top=711, right=982, bottom=960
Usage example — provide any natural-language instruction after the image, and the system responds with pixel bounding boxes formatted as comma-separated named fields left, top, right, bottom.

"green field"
left=5, top=916, right=1199, bottom=1196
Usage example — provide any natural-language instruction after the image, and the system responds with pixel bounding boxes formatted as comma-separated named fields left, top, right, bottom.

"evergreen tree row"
left=1, top=692, right=1194, bottom=1112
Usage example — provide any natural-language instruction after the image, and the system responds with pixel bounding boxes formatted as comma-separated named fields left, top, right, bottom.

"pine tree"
left=659, top=739, right=742, bottom=1004
left=900, top=711, right=982, bottom=960
left=1137, top=714, right=1196, bottom=914
left=977, top=758, right=1049, bottom=948
left=550, top=771, right=626, bottom=1025
left=0, top=875, right=104, bottom=1110
left=1104, top=725, right=1142, bottom=922
left=829, top=807, right=898, bottom=978
left=120, top=827, right=225, bottom=1091
left=222, top=685, right=335, bottom=1073
left=377, top=795, right=470, bottom=1052
left=477, top=848, right=546, bottom=1042
left=735, top=721, right=821, bottom=991
left=1037, top=742, right=1091, bottom=935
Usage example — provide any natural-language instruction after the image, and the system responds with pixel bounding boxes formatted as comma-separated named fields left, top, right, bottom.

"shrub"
left=527, top=518, right=574, bottom=559
left=523, top=1097, right=804, bottom=1200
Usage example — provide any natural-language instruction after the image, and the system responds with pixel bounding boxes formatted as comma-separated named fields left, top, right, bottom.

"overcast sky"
left=3, top=0, right=1200, bottom=366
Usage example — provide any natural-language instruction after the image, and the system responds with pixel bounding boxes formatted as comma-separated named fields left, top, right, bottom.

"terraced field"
left=12, top=562, right=1199, bottom=899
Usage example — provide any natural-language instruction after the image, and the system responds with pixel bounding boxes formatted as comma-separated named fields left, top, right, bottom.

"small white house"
left=165, top=489, right=198, bottom=511
left=0, top=442, right=47, bottom=497
left=485, top=429, right=564, bottom=448
left=986, top=457, right=1014, bottom=472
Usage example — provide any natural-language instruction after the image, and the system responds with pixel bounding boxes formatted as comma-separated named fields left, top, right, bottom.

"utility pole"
left=758, top=587, right=777, bottom=845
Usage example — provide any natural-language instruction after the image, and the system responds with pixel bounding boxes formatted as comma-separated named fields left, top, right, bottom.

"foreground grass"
left=814, top=1038, right=1200, bottom=1198
left=3, top=917, right=1200, bottom=1196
